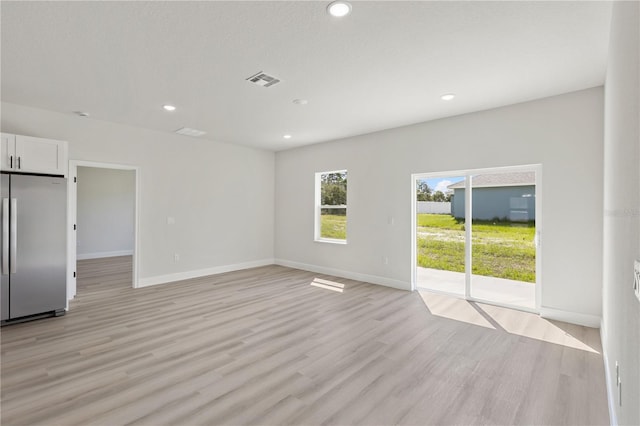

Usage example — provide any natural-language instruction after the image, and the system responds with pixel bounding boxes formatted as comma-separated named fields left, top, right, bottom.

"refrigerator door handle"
left=2, top=198, right=8, bottom=275
left=10, top=198, right=17, bottom=273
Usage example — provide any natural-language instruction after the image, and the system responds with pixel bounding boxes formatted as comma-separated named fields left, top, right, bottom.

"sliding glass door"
left=413, top=166, right=540, bottom=312
left=415, top=175, right=466, bottom=297
left=469, top=171, right=537, bottom=310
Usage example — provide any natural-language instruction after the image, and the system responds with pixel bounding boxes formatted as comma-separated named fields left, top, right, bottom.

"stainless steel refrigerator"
left=1, top=173, right=67, bottom=324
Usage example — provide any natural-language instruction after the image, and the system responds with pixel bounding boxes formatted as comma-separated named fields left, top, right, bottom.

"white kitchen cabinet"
left=1, top=133, right=16, bottom=171
left=0, top=133, right=68, bottom=176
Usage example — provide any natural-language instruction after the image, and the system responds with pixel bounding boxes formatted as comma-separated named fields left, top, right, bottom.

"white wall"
left=602, top=2, right=640, bottom=424
left=1, top=102, right=275, bottom=285
left=77, top=167, right=135, bottom=259
left=275, top=87, right=604, bottom=322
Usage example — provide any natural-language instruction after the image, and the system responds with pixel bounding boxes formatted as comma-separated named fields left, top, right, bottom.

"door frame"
left=67, top=160, right=140, bottom=305
left=411, top=164, right=542, bottom=313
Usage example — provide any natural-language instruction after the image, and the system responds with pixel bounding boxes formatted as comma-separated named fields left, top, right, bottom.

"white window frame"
left=315, top=169, right=348, bottom=244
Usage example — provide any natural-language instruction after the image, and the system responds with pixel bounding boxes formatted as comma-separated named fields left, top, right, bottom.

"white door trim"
left=67, top=160, right=140, bottom=304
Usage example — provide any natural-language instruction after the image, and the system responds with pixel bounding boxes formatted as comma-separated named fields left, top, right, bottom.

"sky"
left=419, top=176, right=465, bottom=194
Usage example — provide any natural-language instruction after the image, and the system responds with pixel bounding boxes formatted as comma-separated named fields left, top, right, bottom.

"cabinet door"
left=15, top=135, right=67, bottom=176
left=0, top=133, right=16, bottom=171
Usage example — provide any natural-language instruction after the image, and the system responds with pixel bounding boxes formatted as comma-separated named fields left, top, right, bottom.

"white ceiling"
left=1, top=1, right=612, bottom=151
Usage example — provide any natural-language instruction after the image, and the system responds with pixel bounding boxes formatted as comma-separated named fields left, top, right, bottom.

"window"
left=315, top=170, right=347, bottom=243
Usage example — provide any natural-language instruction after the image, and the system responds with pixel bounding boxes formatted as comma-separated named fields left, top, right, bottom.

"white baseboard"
left=601, top=318, right=618, bottom=426
left=139, top=258, right=409, bottom=291
left=77, top=250, right=133, bottom=260
left=539, top=306, right=601, bottom=328
left=137, top=258, right=275, bottom=288
left=274, top=258, right=409, bottom=291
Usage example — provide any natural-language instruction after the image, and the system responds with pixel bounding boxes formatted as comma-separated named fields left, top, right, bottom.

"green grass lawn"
left=321, top=214, right=347, bottom=239
left=417, top=214, right=536, bottom=283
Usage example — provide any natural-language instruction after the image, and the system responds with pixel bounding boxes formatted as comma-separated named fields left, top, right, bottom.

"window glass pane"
left=470, top=171, right=536, bottom=310
left=416, top=175, right=465, bottom=296
left=318, top=171, right=347, bottom=241
left=320, top=208, right=346, bottom=239
left=321, top=172, right=347, bottom=206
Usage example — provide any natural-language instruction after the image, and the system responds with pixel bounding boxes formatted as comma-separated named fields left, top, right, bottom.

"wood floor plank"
left=0, top=256, right=609, bottom=425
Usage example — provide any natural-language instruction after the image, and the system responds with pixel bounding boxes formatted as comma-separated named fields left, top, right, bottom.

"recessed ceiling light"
left=293, top=99, right=308, bottom=105
left=441, top=94, right=456, bottom=101
left=283, top=134, right=292, bottom=139
left=163, top=104, right=176, bottom=111
left=327, top=1, right=352, bottom=17
left=73, top=111, right=90, bottom=117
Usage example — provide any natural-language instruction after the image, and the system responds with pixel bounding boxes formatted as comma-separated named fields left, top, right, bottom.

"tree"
left=321, top=172, right=347, bottom=207
left=416, top=181, right=432, bottom=201
left=432, top=190, right=446, bottom=202
left=321, top=172, right=347, bottom=186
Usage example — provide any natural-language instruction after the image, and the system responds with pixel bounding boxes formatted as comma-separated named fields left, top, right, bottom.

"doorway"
left=412, top=165, right=541, bottom=312
left=67, top=161, right=139, bottom=304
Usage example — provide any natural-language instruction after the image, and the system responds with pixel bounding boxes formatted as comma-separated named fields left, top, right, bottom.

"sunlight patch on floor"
left=310, top=278, right=345, bottom=293
left=480, top=303, right=601, bottom=354
left=419, top=292, right=495, bottom=329
left=419, top=291, right=600, bottom=354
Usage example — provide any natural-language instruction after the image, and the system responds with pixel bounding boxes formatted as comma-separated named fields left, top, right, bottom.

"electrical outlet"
left=634, top=260, right=640, bottom=301
left=173, top=253, right=180, bottom=263
left=383, top=256, right=389, bottom=265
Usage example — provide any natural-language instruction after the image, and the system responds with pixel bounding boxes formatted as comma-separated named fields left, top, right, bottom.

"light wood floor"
left=1, top=256, right=608, bottom=425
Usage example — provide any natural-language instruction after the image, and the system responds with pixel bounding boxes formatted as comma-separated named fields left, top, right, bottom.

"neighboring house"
left=449, top=172, right=535, bottom=221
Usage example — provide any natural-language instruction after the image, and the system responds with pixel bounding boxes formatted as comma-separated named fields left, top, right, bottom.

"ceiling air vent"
left=174, top=127, right=206, bottom=137
left=246, top=71, right=281, bottom=88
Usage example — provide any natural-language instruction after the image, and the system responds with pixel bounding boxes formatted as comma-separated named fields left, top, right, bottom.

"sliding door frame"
left=411, top=164, right=542, bottom=313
